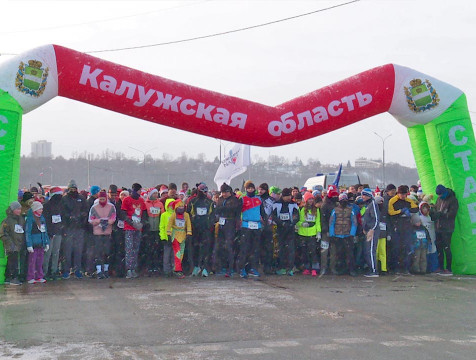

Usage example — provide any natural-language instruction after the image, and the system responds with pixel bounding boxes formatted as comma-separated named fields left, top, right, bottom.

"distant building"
left=31, top=140, right=52, bottom=158
left=355, top=158, right=381, bottom=168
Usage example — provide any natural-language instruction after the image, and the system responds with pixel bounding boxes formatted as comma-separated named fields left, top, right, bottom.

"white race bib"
left=379, top=222, right=386, bottom=231
left=247, top=221, right=259, bottom=229
left=197, top=207, right=207, bottom=216
left=175, top=219, right=186, bottom=227
left=134, top=208, right=141, bottom=216
left=39, top=224, right=46, bottom=233
left=279, top=213, right=290, bottom=221
left=416, top=231, right=426, bottom=239
left=305, top=214, right=316, bottom=222
left=150, top=207, right=160, bottom=215
left=14, top=224, right=24, bottom=234
left=219, top=217, right=226, bottom=225
left=117, top=220, right=125, bottom=229
left=52, top=215, right=62, bottom=224
left=321, top=240, right=329, bottom=250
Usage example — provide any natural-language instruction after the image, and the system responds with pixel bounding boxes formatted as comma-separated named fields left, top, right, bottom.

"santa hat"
left=50, top=187, right=63, bottom=196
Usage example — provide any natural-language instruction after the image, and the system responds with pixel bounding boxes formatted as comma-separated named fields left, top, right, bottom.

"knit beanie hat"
left=109, top=184, right=118, bottom=194
left=220, top=183, right=233, bottom=193
left=98, top=190, right=107, bottom=198
left=269, top=186, right=281, bottom=195
left=67, top=179, right=78, bottom=190
left=31, top=201, right=43, bottom=212
left=361, top=188, right=373, bottom=198
left=9, top=201, right=21, bottom=211
left=90, top=185, right=101, bottom=196
left=339, top=193, right=348, bottom=201
left=244, top=180, right=255, bottom=190
left=374, top=195, right=384, bottom=204
left=22, top=192, right=34, bottom=202
left=303, top=192, right=314, bottom=203
left=132, top=183, right=142, bottom=192
left=198, top=183, right=208, bottom=193
left=435, top=184, right=447, bottom=195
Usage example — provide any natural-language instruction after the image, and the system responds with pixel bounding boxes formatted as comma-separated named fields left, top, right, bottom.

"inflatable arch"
left=0, top=45, right=475, bottom=280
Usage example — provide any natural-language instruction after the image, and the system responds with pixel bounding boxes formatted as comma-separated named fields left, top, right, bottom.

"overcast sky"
left=1, top=0, right=475, bottom=167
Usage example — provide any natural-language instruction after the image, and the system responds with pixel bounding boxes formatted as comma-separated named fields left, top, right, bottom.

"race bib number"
left=279, top=213, right=290, bottom=221
left=321, top=240, right=329, bottom=250
left=39, top=224, right=46, bottom=233
left=197, top=207, right=207, bottom=216
left=14, top=224, right=24, bottom=234
left=247, top=221, right=259, bottom=230
left=150, top=207, right=160, bottom=215
left=219, top=217, right=226, bottom=225
left=134, top=208, right=141, bottom=216
left=175, top=219, right=186, bottom=227
left=117, top=220, right=125, bottom=229
left=305, top=214, right=316, bottom=222
left=52, top=215, right=62, bottom=224
left=379, top=222, right=386, bottom=231
left=416, top=231, right=426, bottom=239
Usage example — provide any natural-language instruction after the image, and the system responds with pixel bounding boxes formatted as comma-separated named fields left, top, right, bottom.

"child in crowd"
left=166, top=199, right=192, bottom=279
left=410, top=214, right=429, bottom=274
left=419, top=200, right=438, bottom=272
left=0, top=202, right=26, bottom=285
left=25, top=201, right=50, bottom=284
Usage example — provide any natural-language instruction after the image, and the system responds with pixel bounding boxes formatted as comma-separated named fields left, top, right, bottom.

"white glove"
left=27, top=246, right=34, bottom=253
left=301, top=222, right=309, bottom=228
left=132, top=221, right=143, bottom=231
left=387, top=235, right=391, bottom=241
left=44, top=245, right=49, bottom=252
left=316, top=232, right=322, bottom=240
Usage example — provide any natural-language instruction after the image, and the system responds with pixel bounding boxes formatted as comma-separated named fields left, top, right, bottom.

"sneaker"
left=311, top=270, right=317, bottom=277
left=97, top=272, right=106, bottom=280
left=36, top=278, right=47, bottom=283
left=287, top=270, right=294, bottom=276
left=175, top=271, right=185, bottom=279
left=104, top=271, right=110, bottom=278
left=74, top=270, right=83, bottom=279
left=248, top=268, right=260, bottom=277
left=131, top=269, right=139, bottom=278
left=438, top=269, right=453, bottom=276
left=27, top=279, right=36, bottom=284
left=302, top=269, right=311, bottom=275
left=364, top=271, right=379, bottom=278
left=276, top=268, right=287, bottom=276
left=126, top=270, right=133, bottom=279
left=202, top=269, right=209, bottom=277
left=9, top=278, right=22, bottom=286
left=239, top=268, right=248, bottom=278
left=62, top=272, right=70, bottom=280
left=402, top=270, right=411, bottom=276
left=192, top=266, right=201, bottom=277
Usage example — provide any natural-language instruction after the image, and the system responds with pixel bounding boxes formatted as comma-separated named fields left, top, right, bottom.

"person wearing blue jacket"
left=25, top=201, right=50, bottom=284
left=329, top=193, right=358, bottom=276
left=361, top=188, right=381, bottom=277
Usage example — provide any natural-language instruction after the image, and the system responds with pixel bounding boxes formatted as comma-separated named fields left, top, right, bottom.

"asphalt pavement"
left=1, top=273, right=476, bottom=359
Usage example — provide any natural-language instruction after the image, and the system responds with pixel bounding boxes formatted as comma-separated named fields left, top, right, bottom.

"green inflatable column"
left=0, top=90, right=23, bottom=284
left=407, top=125, right=437, bottom=196
left=423, top=94, right=476, bottom=274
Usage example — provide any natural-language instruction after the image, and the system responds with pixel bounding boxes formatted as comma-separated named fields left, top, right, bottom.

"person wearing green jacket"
left=160, top=199, right=175, bottom=276
left=296, top=192, right=322, bottom=277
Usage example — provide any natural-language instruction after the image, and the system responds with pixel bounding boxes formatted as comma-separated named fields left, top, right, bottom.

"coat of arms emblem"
left=404, top=78, right=439, bottom=113
left=15, top=60, right=49, bottom=97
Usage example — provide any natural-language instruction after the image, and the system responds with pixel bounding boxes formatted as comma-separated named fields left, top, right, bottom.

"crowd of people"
left=0, top=178, right=459, bottom=285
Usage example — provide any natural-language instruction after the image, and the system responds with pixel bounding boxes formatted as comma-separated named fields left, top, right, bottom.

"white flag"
left=214, top=144, right=250, bottom=189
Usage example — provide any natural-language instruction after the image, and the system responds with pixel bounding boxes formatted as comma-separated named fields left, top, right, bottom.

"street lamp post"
left=129, top=146, right=157, bottom=171
left=373, top=132, right=392, bottom=187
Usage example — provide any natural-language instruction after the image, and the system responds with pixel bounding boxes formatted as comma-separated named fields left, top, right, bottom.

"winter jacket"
left=88, top=200, right=117, bottom=235
left=362, top=199, right=380, bottom=232
left=297, top=206, right=321, bottom=237
left=241, top=195, right=265, bottom=230
left=320, top=198, right=337, bottom=234
left=121, top=195, right=147, bottom=232
left=25, top=210, right=50, bottom=249
left=43, top=194, right=63, bottom=237
left=388, top=195, right=419, bottom=231
left=159, top=199, right=175, bottom=241
left=411, top=225, right=430, bottom=251
left=0, top=207, right=25, bottom=253
left=419, top=202, right=436, bottom=253
left=215, top=195, right=241, bottom=227
left=61, top=192, right=89, bottom=229
left=259, top=193, right=275, bottom=226
left=144, top=197, right=164, bottom=232
left=434, top=189, right=459, bottom=233
left=272, top=200, right=300, bottom=230
left=188, top=194, right=215, bottom=229
left=166, top=212, right=192, bottom=243
left=329, top=204, right=358, bottom=238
